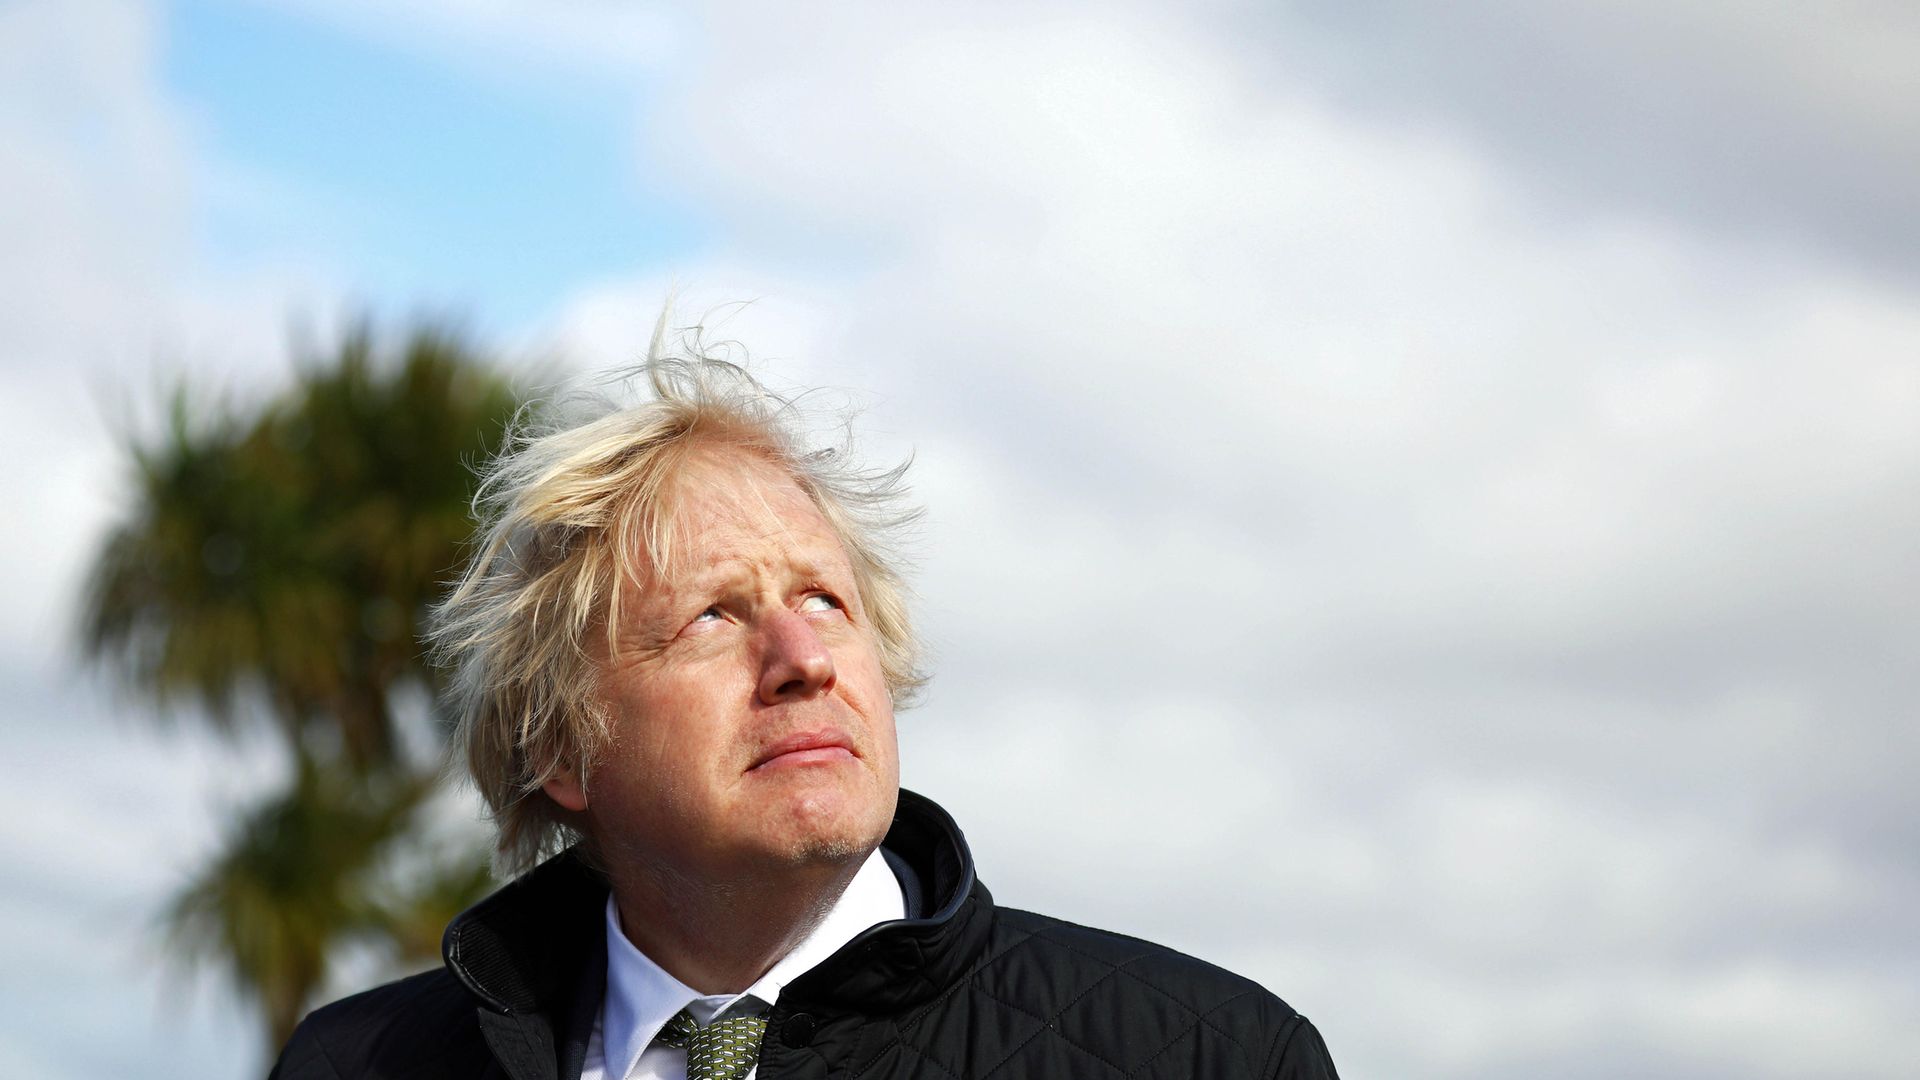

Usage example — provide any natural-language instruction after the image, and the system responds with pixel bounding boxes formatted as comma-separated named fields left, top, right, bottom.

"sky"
left=3, top=0, right=1917, bottom=1077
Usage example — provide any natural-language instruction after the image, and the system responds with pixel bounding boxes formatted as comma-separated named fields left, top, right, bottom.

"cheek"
left=846, top=647, right=900, bottom=760
left=872, top=714, right=901, bottom=785
left=619, top=658, right=732, bottom=728
left=837, top=638, right=892, bottom=709
left=602, top=678, right=722, bottom=783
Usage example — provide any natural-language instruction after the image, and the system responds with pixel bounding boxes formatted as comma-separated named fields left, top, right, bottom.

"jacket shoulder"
left=270, top=967, right=493, bottom=1080
left=953, top=907, right=1332, bottom=1079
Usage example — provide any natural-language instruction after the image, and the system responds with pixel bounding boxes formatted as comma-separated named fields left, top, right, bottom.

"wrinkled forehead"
left=629, top=445, right=844, bottom=590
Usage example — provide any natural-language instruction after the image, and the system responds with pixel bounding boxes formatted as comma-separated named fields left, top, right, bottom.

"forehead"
left=642, top=447, right=848, bottom=586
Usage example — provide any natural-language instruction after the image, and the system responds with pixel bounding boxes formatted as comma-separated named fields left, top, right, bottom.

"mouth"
left=748, top=729, right=858, bottom=772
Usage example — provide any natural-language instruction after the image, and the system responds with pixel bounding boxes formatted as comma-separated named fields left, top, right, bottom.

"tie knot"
left=656, top=1008, right=768, bottom=1080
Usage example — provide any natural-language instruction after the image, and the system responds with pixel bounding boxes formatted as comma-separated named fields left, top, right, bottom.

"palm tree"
left=81, top=389, right=324, bottom=746
left=82, top=320, right=524, bottom=1049
left=84, top=321, right=521, bottom=766
left=271, top=323, right=527, bottom=763
left=164, top=760, right=438, bottom=1048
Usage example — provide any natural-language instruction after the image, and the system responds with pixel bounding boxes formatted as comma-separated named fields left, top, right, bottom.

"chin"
left=787, top=833, right=871, bottom=864
left=766, top=782, right=896, bottom=866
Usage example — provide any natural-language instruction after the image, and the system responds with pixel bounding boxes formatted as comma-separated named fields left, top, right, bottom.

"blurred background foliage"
left=80, top=322, right=526, bottom=1046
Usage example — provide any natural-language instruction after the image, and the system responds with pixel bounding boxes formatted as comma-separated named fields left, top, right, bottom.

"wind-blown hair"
left=428, top=339, right=923, bottom=875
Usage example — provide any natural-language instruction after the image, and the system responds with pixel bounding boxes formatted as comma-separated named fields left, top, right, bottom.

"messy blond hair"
left=428, top=333, right=923, bottom=874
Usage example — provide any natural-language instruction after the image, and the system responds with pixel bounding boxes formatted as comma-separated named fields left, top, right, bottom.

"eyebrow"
left=670, top=552, right=844, bottom=598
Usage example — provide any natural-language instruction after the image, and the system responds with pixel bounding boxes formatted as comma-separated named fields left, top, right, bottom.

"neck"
left=605, top=853, right=867, bottom=995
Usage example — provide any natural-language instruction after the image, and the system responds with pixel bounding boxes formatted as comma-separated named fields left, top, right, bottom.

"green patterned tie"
left=656, top=1007, right=768, bottom=1080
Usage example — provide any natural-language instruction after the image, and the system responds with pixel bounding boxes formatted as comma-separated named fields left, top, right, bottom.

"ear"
left=542, top=766, right=588, bottom=813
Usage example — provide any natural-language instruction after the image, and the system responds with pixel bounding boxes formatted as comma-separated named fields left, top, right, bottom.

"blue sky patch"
left=164, top=0, right=710, bottom=328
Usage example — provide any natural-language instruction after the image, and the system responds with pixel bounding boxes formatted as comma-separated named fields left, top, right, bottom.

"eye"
left=798, top=593, right=843, bottom=614
left=681, top=605, right=724, bottom=634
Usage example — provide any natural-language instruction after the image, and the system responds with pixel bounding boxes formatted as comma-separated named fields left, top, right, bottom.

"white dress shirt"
left=578, top=850, right=906, bottom=1080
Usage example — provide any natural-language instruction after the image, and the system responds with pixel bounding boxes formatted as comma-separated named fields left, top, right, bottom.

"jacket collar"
left=441, top=789, right=993, bottom=1024
left=786, top=789, right=993, bottom=1010
left=441, top=846, right=607, bottom=1080
left=442, top=845, right=606, bottom=1016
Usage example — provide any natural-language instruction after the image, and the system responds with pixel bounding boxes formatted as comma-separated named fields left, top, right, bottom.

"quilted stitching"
left=844, top=914, right=1287, bottom=1079
left=1258, top=1015, right=1306, bottom=1079
left=975, top=947, right=1257, bottom=1079
left=846, top=926, right=1043, bottom=1079
left=891, top=1035, right=966, bottom=1080
left=1027, top=925, right=1269, bottom=1073
left=972, top=967, right=1136, bottom=1079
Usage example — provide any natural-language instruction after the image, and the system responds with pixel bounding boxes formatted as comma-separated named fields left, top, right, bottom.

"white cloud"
left=1218, top=0, right=1920, bottom=276
left=0, top=0, right=346, bottom=672
left=251, top=0, right=691, bottom=88
left=0, top=0, right=188, bottom=370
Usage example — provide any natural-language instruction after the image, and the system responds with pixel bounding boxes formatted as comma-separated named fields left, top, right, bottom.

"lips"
left=749, top=729, right=857, bottom=771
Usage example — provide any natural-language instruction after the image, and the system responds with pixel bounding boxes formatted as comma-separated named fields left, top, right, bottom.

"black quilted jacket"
left=271, top=790, right=1339, bottom=1079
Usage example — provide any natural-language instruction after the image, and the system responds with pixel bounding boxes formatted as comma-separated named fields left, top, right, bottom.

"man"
left=271, top=354, right=1339, bottom=1079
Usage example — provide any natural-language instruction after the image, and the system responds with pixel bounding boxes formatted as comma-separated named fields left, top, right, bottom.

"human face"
left=552, top=449, right=899, bottom=882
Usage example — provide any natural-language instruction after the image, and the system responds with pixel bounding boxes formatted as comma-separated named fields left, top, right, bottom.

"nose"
left=757, top=610, right=837, bottom=704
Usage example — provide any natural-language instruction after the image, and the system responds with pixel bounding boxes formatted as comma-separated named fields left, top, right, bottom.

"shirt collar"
left=600, top=849, right=905, bottom=1080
